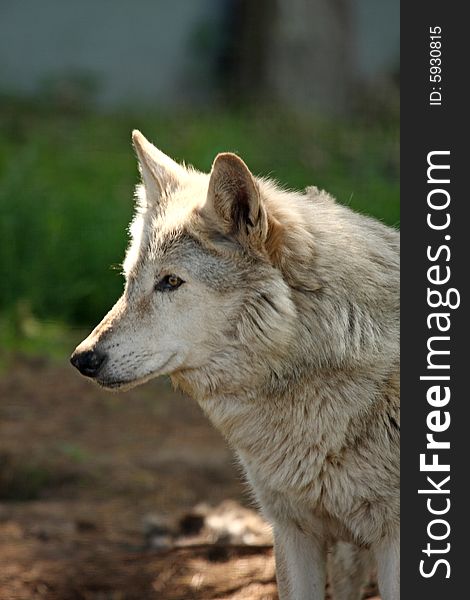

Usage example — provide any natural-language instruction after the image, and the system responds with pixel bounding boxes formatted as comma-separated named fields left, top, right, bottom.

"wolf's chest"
left=239, top=449, right=388, bottom=546
left=200, top=392, right=395, bottom=545
left=200, top=392, right=349, bottom=494
left=238, top=447, right=367, bottom=542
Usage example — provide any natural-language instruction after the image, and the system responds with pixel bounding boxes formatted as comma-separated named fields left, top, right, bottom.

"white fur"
left=73, top=132, right=400, bottom=599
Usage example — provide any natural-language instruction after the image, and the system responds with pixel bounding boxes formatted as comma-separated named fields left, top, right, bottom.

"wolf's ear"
left=132, top=130, right=185, bottom=204
left=206, top=153, right=269, bottom=250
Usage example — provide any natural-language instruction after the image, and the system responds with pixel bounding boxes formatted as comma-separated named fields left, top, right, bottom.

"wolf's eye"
left=155, top=274, right=184, bottom=292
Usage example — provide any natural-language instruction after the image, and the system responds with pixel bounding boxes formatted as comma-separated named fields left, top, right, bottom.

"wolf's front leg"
left=373, top=534, right=400, bottom=600
left=274, top=523, right=326, bottom=600
left=328, top=542, right=371, bottom=600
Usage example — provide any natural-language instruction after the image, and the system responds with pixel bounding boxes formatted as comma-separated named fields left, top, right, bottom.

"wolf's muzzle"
left=70, top=349, right=106, bottom=378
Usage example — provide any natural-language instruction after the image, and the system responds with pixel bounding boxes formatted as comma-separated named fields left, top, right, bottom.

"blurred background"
left=0, top=1, right=398, bottom=598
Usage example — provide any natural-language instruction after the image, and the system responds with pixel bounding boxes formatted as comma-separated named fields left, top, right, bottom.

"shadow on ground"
left=0, top=357, right=379, bottom=599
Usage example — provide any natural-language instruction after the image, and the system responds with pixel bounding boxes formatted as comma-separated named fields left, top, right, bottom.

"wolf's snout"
left=70, top=349, right=106, bottom=378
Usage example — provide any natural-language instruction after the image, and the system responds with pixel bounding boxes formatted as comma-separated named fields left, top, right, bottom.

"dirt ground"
left=0, top=357, right=379, bottom=600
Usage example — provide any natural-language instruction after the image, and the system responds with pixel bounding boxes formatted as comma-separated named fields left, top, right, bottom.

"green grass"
left=0, top=102, right=399, bottom=344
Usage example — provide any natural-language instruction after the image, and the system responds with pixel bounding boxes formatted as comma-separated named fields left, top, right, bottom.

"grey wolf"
left=71, top=130, right=400, bottom=599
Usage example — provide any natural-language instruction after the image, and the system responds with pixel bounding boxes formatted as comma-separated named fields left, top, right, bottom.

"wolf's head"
left=70, top=131, right=309, bottom=394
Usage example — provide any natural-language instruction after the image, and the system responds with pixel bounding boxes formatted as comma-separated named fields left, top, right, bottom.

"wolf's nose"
left=70, top=349, right=106, bottom=378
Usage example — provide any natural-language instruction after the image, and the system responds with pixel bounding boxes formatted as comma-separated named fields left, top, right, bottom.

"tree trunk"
left=226, top=0, right=354, bottom=114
